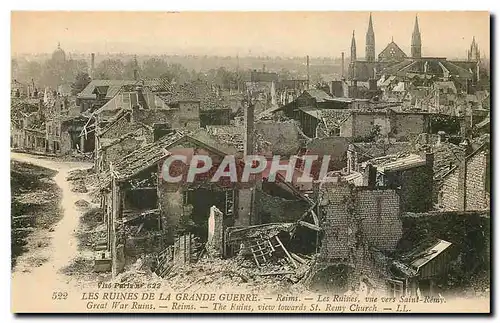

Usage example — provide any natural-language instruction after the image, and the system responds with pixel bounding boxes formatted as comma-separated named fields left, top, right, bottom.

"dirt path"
left=11, top=152, right=93, bottom=310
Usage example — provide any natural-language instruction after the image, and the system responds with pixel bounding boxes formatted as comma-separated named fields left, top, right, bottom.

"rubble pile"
left=67, top=168, right=93, bottom=181
left=161, top=257, right=308, bottom=295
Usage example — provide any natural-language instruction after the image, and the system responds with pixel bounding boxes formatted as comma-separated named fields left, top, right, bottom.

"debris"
left=70, top=179, right=88, bottom=193
left=75, top=199, right=91, bottom=209
left=290, top=252, right=307, bottom=265
left=258, top=271, right=295, bottom=276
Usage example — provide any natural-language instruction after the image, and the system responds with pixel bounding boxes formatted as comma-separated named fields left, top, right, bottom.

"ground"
left=10, top=152, right=96, bottom=310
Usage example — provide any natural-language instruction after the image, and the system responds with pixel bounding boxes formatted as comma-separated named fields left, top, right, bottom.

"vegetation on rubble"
left=11, top=160, right=61, bottom=268
left=399, top=212, right=490, bottom=295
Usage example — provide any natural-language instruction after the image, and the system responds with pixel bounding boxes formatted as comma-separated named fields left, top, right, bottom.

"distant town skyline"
left=12, top=11, right=490, bottom=59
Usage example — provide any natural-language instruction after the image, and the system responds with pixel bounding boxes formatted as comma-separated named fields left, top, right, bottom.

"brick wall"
left=319, top=181, right=402, bottom=262
left=357, top=189, right=402, bottom=251
left=319, top=182, right=352, bottom=260
left=352, top=113, right=380, bottom=138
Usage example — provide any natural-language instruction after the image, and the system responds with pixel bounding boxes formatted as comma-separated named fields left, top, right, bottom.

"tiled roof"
left=384, top=59, right=473, bottom=79
left=101, top=130, right=186, bottom=187
left=369, top=153, right=426, bottom=173
left=77, top=80, right=138, bottom=99
left=206, top=125, right=244, bottom=152
left=353, top=142, right=412, bottom=162
left=432, top=142, right=464, bottom=180
left=320, top=109, right=352, bottom=130
left=11, top=98, right=39, bottom=119
left=156, top=80, right=230, bottom=110
left=305, top=89, right=334, bottom=103
left=100, top=129, right=148, bottom=150
left=100, top=129, right=238, bottom=188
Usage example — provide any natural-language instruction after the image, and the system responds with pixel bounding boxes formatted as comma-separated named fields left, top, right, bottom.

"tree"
left=142, top=58, right=170, bottom=79
left=71, top=72, right=92, bottom=96
left=95, top=59, right=125, bottom=80
left=123, top=58, right=141, bottom=80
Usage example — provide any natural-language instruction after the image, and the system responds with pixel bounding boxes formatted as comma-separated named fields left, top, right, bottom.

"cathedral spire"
left=351, top=30, right=357, bottom=62
left=365, top=13, right=375, bottom=62
left=411, top=15, right=422, bottom=58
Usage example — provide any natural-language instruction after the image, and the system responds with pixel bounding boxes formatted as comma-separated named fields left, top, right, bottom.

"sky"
left=11, top=11, right=490, bottom=59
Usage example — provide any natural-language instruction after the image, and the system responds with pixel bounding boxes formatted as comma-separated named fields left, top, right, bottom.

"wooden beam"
left=275, top=235, right=297, bottom=269
left=298, top=220, right=322, bottom=232
left=311, top=210, right=320, bottom=226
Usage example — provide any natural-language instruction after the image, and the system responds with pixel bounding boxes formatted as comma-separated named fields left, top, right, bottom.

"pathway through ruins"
left=11, top=152, right=93, bottom=312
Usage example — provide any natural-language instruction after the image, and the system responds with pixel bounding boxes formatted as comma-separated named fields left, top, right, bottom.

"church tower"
left=365, top=13, right=375, bottom=62
left=411, top=15, right=422, bottom=58
left=349, top=30, right=357, bottom=86
left=351, top=30, right=357, bottom=62
left=468, top=36, right=480, bottom=61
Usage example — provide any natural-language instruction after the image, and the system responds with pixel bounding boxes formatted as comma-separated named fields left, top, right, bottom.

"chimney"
left=423, top=144, right=434, bottom=169
left=369, top=79, right=377, bottom=91
left=346, top=144, right=358, bottom=174
left=90, top=53, right=95, bottom=79
left=133, top=69, right=138, bottom=81
left=437, top=131, right=446, bottom=146
left=420, top=132, right=429, bottom=146
left=341, top=52, right=345, bottom=80
left=363, top=163, right=377, bottom=189
left=306, top=55, right=310, bottom=89
left=244, top=103, right=255, bottom=157
left=262, top=64, right=266, bottom=72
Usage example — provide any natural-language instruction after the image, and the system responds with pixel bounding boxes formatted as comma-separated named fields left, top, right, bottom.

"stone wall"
left=391, top=114, right=427, bottom=141
left=438, top=144, right=490, bottom=211
left=465, top=148, right=490, bottom=211
left=440, top=168, right=459, bottom=211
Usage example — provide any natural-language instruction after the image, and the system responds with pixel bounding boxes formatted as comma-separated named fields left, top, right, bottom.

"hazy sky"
left=11, top=11, right=490, bottom=58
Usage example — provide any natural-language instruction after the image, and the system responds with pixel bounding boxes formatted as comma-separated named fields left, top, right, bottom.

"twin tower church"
left=348, top=14, right=482, bottom=84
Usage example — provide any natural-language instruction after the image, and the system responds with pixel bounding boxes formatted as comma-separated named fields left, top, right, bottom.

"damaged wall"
left=159, top=184, right=185, bottom=246
left=315, top=181, right=403, bottom=294
left=439, top=144, right=490, bottom=211
left=256, top=188, right=309, bottom=224
left=255, top=121, right=304, bottom=157
left=318, top=181, right=402, bottom=261
left=101, top=136, right=147, bottom=172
